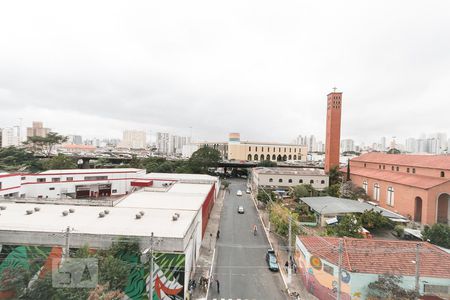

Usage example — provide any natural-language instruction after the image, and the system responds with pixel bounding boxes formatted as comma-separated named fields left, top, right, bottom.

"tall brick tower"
left=324, top=89, right=342, bottom=173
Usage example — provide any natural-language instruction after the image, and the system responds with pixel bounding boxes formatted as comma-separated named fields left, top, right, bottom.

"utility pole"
left=288, top=215, right=292, bottom=284
left=337, top=238, right=343, bottom=300
left=64, top=226, right=71, bottom=259
left=149, top=232, right=154, bottom=300
left=415, top=243, right=420, bottom=297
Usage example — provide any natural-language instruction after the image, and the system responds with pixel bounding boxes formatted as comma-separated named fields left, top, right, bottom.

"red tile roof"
left=299, top=236, right=450, bottom=278
left=352, top=153, right=450, bottom=170
left=348, top=166, right=449, bottom=189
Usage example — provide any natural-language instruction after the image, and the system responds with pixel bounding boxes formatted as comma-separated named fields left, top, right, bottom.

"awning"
left=325, top=217, right=338, bottom=225
left=389, top=218, right=409, bottom=223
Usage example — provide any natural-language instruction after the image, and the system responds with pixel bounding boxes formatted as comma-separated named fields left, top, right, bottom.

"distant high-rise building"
left=379, top=137, right=386, bottom=151
left=121, top=130, right=146, bottom=149
left=67, top=135, right=83, bottom=145
left=26, top=121, right=50, bottom=139
left=156, top=132, right=170, bottom=154
left=405, top=138, right=417, bottom=153
left=341, top=139, right=355, bottom=153
left=157, top=132, right=190, bottom=155
left=1, top=126, right=21, bottom=147
left=324, top=90, right=342, bottom=173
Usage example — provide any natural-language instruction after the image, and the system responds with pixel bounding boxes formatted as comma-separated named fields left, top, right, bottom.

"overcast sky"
left=1, top=0, right=449, bottom=144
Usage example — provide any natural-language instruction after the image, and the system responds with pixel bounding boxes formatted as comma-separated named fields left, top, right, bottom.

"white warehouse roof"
left=0, top=203, right=196, bottom=238
left=37, top=168, right=144, bottom=175
left=145, top=172, right=218, bottom=182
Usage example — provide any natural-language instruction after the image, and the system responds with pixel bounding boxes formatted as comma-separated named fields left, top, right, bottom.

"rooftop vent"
left=172, top=213, right=179, bottom=221
left=69, top=208, right=75, bottom=213
left=139, top=211, right=145, bottom=216
left=26, top=210, right=33, bottom=215
left=104, top=210, right=110, bottom=215
left=99, top=212, right=105, bottom=218
left=34, top=207, right=40, bottom=212
left=135, top=214, right=142, bottom=219
left=0, top=206, right=7, bottom=210
left=62, top=211, right=69, bottom=216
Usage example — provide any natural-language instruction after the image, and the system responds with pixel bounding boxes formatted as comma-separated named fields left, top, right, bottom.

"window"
left=49, top=187, right=55, bottom=191
left=249, top=146, right=251, bottom=151
left=255, top=146, right=258, bottom=152
left=310, top=179, right=314, bottom=184
left=288, top=179, right=293, bottom=183
left=0, top=182, right=2, bottom=189
left=112, top=189, right=117, bottom=193
left=391, top=166, right=394, bottom=171
left=299, top=179, right=303, bottom=184
left=66, top=177, right=73, bottom=181
left=364, top=163, right=367, bottom=168
left=383, top=165, right=385, bottom=170
left=279, top=147, right=281, bottom=152
left=21, top=177, right=26, bottom=180
left=52, top=178, right=60, bottom=182
left=279, top=179, right=283, bottom=183
left=412, top=168, right=416, bottom=173
left=37, top=178, right=46, bottom=183
left=289, top=148, right=292, bottom=152
left=373, top=183, right=380, bottom=201
left=407, top=168, right=410, bottom=173
left=269, top=178, right=273, bottom=183
left=387, top=187, right=394, bottom=206
left=284, top=148, right=286, bottom=152
left=396, top=166, right=399, bottom=171
left=84, top=176, right=108, bottom=181
left=363, top=181, right=368, bottom=193
left=294, top=148, right=296, bottom=152
left=378, top=165, right=381, bottom=169
left=323, top=264, right=334, bottom=275
left=321, top=180, right=325, bottom=184
left=440, top=171, right=445, bottom=178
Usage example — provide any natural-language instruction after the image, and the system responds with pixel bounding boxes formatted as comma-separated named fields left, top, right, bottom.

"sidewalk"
left=255, top=198, right=318, bottom=300
left=191, top=189, right=225, bottom=300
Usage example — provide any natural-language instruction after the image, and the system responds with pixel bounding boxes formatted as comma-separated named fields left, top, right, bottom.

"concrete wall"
left=254, top=172, right=329, bottom=191
left=228, top=143, right=307, bottom=162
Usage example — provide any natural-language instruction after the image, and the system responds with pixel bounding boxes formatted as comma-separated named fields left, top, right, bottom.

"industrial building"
left=0, top=170, right=219, bottom=299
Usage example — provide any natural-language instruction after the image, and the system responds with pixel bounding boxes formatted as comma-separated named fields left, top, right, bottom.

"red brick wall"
left=325, top=92, right=342, bottom=173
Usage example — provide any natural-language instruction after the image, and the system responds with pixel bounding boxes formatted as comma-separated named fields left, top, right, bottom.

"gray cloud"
left=0, top=0, right=449, bottom=143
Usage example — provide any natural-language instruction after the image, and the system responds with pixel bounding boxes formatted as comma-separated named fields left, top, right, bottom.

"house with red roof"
left=295, top=236, right=450, bottom=300
left=345, top=153, right=450, bottom=225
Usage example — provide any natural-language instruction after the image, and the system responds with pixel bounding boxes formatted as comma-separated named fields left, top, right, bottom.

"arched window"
left=260, top=155, right=264, bottom=161
left=373, top=183, right=380, bottom=201
left=288, top=179, right=293, bottom=183
left=249, top=146, right=251, bottom=151
left=254, top=154, right=258, bottom=161
left=293, top=155, right=297, bottom=160
left=288, top=155, right=292, bottom=160
left=310, top=179, right=314, bottom=184
left=269, top=178, right=273, bottom=182
left=363, top=180, right=368, bottom=193
left=247, top=154, right=252, bottom=161
left=282, top=155, right=287, bottom=161
left=299, top=179, right=303, bottom=184
left=279, top=178, right=283, bottom=183
left=255, top=146, right=258, bottom=152
left=266, top=154, right=270, bottom=160
left=272, top=154, right=276, bottom=161
left=387, top=187, right=394, bottom=206
left=321, top=180, right=325, bottom=184
left=277, top=155, right=282, bottom=161
left=441, top=171, right=445, bottom=178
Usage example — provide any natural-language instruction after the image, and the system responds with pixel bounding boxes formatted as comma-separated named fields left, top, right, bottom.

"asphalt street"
left=208, top=179, right=286, bottom=300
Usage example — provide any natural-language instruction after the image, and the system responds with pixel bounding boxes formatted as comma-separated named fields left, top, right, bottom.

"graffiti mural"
left=124, top=252, right=185, bottom=300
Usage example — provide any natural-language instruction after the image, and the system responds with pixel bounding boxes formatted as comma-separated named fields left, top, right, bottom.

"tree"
left=326, top=214, right=363, bottom=238
left=257, top=160, right=277, bottom=167
left=0, top=146, right=43, bottom=172
left=360, top=209, right=393, bottom=230
left=323, top=183, right=340, bottom=197
left=42, top=154, right=77, bottom=170
left=367, top=274, right=419, bottom=300
left=188, top=146, right=221, bottom=174
left=291, top=184, right=317, bottom=199
left=387, top=148, right=401, bottom=154
left=340, top=181, right=368, bottom=200
left=422, top=223, right=450, bottom=249
left=98, top=256, right=131, bottom=290
left=328, top=165, right=342, bottom=185
left=24, top=132, right=68, bottom=157
left=257, top=188, right=276, bottom=204
left=269, top=203, right=301, bottom=238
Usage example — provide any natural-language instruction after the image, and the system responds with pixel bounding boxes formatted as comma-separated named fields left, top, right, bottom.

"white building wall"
left=254, top=172, right=329, bottom=191
left=0, top=174, right=22, bottom=197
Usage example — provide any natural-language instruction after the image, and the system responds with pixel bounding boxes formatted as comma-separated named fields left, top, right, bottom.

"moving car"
left=236, top=190, right=243, bottom=196
left=265, top=249, right=279, bottom=272
left=237, top=205, right=244, bottom=214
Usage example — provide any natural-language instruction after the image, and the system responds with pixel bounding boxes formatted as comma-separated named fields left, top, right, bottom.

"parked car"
left=246, top=188, right=251, bottom=194
left=237, top=205, right=245, bottom=214
left=265, top=249, right=279, bottom=272
left=236, top=190, right=243, bottom=196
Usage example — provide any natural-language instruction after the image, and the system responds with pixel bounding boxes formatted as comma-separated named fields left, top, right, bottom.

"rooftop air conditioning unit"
left=26, top=210, right=33, bottom=215
left=139, top=211, right=145, bottom=216
left=172, top=214, right=179, bottom=221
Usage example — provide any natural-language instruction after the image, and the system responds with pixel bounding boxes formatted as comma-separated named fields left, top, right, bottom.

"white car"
left=246, top=189, right=251, bottom=194
left=236, top=190, right=243, bottom=196
left=237, top=206, right=245, bottom=214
